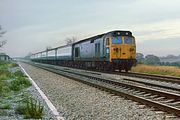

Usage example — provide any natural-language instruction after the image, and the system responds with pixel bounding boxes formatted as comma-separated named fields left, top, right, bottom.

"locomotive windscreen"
left=112, top=37, right=123, bottom=44
left=124, top=37, right=135, bottom=44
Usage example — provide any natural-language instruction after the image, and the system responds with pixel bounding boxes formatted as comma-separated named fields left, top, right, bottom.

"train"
left=30, top=30, right=136, bottom=72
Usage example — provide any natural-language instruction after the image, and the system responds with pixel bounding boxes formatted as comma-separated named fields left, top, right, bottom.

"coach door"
left=75, top=47, right=80, bottom=60
left=95, top=43, right=100, bottom=58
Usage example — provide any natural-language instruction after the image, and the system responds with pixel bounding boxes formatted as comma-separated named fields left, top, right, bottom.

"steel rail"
left=122, top=78, right=180, bottom=92
left=117, top=72, right=180, bottom=84
left=24, top=61, right=180, bottom=117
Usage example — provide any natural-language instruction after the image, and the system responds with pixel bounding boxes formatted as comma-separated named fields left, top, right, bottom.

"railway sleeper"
left=142, top=93, right=152, bottom=97
left=135, top=91, right=146, bottom=95
left=168, top=101, right=180, bottom=105
left=146, top=95, right=159, bottom=99
left=161, top=99, right=175, bottom=103
left=154, top=97, right=166, bottom=101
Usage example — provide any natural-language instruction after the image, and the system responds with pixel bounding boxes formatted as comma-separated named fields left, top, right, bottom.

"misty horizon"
left=0, top=0, right=180, bottom=57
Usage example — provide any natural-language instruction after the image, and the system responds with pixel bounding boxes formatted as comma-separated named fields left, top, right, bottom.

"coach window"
left=75, top=47, right=80, bottom=57
left=106, top=38, right=110, bottom=46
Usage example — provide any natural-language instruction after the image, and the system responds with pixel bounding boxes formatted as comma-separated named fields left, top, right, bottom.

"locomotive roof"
left=73, top=30, right=133, bottom=45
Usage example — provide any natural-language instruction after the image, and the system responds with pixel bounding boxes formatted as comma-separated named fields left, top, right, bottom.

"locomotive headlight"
left=106, top=48, right=109, bottom=53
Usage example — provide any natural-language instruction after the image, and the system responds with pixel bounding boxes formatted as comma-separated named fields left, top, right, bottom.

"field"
left=131, top=64, right=180, bottom=77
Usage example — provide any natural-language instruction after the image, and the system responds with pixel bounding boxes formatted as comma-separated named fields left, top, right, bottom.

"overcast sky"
left=0, top=0, right=180, bottom=57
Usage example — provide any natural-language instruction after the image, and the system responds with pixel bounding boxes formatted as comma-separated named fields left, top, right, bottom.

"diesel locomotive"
left=30, top=30, right=136, bottom=72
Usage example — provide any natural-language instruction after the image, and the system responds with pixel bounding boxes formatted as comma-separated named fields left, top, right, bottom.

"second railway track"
left=117, top=72, right=180, bottom=84
left=24, top=61, right=180, bottom=117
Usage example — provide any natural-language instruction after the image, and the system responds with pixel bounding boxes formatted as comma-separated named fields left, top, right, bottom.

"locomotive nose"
left=111, top=45, right=135, bottom=60
left=120, top=45, right=135, bottom=59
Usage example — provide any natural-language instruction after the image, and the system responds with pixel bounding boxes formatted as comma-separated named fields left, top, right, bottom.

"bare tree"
left=46, top=46, right=52, bottom=51
left=66, top=36, right=77, bottom=45
left=0, top=25, right=7, bottom=48
left=0, top=40, right=6, bottom=48
left=24, top=52, right=33, bottom=59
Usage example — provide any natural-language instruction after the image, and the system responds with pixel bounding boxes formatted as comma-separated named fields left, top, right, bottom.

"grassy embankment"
left=0, top=60, right=43, bottom=119
left=131, top=64, right=180, bottom=77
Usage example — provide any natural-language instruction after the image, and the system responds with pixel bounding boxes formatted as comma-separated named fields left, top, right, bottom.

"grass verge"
left=0, top=60, right=44, bottom=119
left=131, top=64, right=180, bottom=77
left=16, top=97, right=44, bottom=119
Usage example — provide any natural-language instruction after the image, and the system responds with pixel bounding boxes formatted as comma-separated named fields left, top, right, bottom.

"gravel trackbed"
left=20, top=62, right=178, bottom=120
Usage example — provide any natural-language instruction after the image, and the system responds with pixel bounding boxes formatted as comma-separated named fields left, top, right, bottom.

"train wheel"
left=110, top=67, right=115, bottom=72
left=125, top=68, right=129, bottom=72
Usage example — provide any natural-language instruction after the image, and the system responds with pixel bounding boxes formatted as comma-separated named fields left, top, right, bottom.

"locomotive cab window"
left=124, top=37, right=135, bottom=44
left=106, top=38, right=110, bottom=46
left=75, top=47, right=80, bottom=57
left=112, top=37, right=122, bottom=44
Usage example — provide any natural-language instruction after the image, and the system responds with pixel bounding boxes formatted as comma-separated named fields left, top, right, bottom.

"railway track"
left=117, top=71, right=180, bottom=84
left=24, top=61, right=180, bottom=117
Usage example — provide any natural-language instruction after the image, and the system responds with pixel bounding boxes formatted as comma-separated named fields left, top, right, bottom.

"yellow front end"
left=105, top=36, right=136, bottom=71
left=111, top=45, right=135, bottom=61
left=109, top=36, right=136, bottom=61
